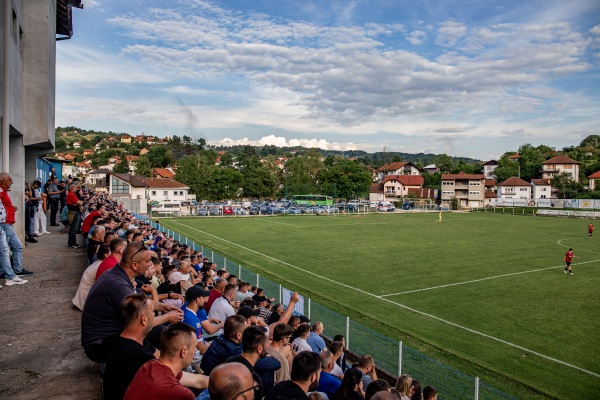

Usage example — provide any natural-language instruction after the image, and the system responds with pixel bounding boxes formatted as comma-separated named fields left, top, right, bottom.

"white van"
left=153, top=201, right=181, bottom=215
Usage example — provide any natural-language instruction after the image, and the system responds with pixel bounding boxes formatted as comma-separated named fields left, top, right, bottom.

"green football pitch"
left=159, top=212, right=600, bottom=399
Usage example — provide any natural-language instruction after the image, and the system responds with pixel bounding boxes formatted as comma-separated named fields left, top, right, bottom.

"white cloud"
left=406, top=30, right=426, bottom=45
left=435, top=20, right=467, bottom=46
left=210, top=135, right=358, bottom=151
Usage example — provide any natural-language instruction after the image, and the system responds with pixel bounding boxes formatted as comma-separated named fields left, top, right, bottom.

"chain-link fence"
left=134, top=214, right=519, bottom=400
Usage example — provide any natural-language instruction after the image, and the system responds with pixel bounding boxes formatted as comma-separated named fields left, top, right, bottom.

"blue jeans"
left=1, top=224, right=22, bottom=276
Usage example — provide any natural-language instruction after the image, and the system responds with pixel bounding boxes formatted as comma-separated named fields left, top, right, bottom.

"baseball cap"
left=186, top=285, right=210, bottom=302
left=237, top=306, right=260, bottom=319
left=168, top=272, right=186, bottom=284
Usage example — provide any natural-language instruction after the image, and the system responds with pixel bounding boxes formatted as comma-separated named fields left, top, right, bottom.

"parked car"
left=402, top=202, right=415, bottom=210
left=209, top=207, right=220, bottom=216
left=377, top=202, right=396, bottom=212
left=286, top=207, right=302, bottom=214
left=197, top=207, right=208, bottom=216
left=249, top=207, right=260, bottom=215
left=234, top=207, right=247, bottom=215
left=223, top=206, right=234, bottom=215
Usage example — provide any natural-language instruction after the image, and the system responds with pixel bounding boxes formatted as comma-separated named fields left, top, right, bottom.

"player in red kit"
left=563, top=248, right=577, bottom=275
left=588, top=223, right=594, bottom=238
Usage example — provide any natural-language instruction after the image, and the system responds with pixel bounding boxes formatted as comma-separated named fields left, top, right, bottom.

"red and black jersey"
left=565, top=251, right=573, bottom=263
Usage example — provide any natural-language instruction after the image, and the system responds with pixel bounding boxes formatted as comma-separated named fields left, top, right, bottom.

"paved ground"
left=0, top=225, right=100, bottom=399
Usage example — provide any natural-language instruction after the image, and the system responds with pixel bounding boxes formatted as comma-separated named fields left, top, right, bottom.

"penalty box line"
left=380, top=259, right=600, bottom=297
left=170, top=220, right=600, bottom=379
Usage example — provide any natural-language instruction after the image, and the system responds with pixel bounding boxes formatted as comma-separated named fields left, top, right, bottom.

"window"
left=151, top=191, right=156, bottom=195
left=163, top=191, right=168, bottom=196
left=541, top=195, right=546, bottom=198
left=519, top=188, right=528, bottom=192
left=469, top=191, right=480, bottom=195
left=179, top=191, right=184, bottom=196
left=504, top=187, right=515, bottom=194
left=111, top=176, right=130, bottom=194
left=469, top=182, right=480, bottom=186
left=442, top=181, right=454, bottom=186
left=442, top=191, right=454, bottom=195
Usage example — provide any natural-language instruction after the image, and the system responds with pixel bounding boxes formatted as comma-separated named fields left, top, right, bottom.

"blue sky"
left=56, top=0, right=600, bottom=159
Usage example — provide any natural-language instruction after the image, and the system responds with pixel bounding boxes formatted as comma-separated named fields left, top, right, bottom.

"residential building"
left=146, top=178, right=190, bottom=204
left=369, top=175, right=424, bottom=203
left=375, top=162, right=421, bottom=182
left=497, top=177, right=531, bottom=201
left=109, top=173, right=148, bottom=213
left=120, top=135, right=132, bottom=144
left=531, top=178, right=552, bottom=200
left=422, top=164, right=439, bottom=174
left=440, top=173, right=486, bottom=209
left=87, top=169, right=109, bottom=192
left=482, top=160, right=498, bottom=179
left=152, top=168, right=175, bottom=179
left=588, top=170, right=600, bottom=191
left=541, top=155, right=580, bottom=182
left=82, top=149, right=94, bottom=158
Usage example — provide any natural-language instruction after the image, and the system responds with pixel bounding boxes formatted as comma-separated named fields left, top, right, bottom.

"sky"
left=56, top=0, right=600, bottom=160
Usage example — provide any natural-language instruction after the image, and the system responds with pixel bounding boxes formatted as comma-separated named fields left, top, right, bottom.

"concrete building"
left=482, top=160, right=498, bottom=179
left=1, top=0, right=82, bottom=237
left=541, top=155, right=580, bottom=182
left=375, top=161, right=421, bottom=182
left=497, top=177, right=532, bottom=201
left=531, top=178, right=552, bottom=200
left=440, top=173, right=486, bottom=209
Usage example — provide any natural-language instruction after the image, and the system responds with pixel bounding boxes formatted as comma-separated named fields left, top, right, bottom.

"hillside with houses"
left=45, top=127, right=600, bottom=208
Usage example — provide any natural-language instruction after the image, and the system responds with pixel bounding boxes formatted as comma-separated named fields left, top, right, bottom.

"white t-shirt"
left=208, top=297, right=235, bottom=335
left=292, top=337, right=312, bottom=353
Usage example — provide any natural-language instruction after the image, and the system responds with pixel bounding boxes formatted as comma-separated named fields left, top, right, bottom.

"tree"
left=493, top=153, right=520, bottom=182
left=423, top=172, right=441, bottom=188
left=433, top=154, right=453, bottom=173
left=241, top=166, right=276, bottom=199
left=316, top=158, right=372, bottom=200
left=551, top=172, right=583, bottom=199
left=134, top=156, right=152, bottom=177
left=205, top=168, right=243, bottom=200
left=284, top=152, right=324, bottom=196
left=113, top=158, right=130, bottom=174
left=148, top=146, right=172, bottom=168
left=175, top=151, right=219, bottom=198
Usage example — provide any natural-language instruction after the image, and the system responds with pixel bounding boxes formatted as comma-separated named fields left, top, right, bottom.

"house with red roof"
left=482, top=160, right=498, bottom=179
left=497, top=177, right=531, bottom=201
left=441, top=172, right=486, bottom=209
left=541, top=155, right=580, bottom=182
left=531, top=178, right=552, bottom=199
left=375, top=161, right=421, bottom=182
left=369, top=174, right=424, bottom=203
left=151, top=168, right=176, bottom=179
left=588, top=170, right=600, bottom=191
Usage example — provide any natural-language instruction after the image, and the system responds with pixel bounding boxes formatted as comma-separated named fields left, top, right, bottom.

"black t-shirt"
left=102, top=336, right=155, bottom=400
left=265, top=380, right=308, bottom=400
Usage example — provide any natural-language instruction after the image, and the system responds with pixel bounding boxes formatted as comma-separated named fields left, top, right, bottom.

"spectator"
left=207, top=283, right=238, bottom=334
left=372, top=392, right=400, bottom=400
left=307, top=322, right=326, bottom=353
left=329, top=341, right=345, bottom=379
left=335, top=368, right=366, bottom=400
left=204, top=277, right=227, bottom=312
left=123, top=322, right=203, bottom=400
left=208, top=362, right=256, bottom=400
left=422, top=386, right=437, bottom=400
left=365, top=380, right=392, bottom=400
left=72, top=243, right=110, bottom=310
left=265, top=351, right=322, bottom=400
left=86, top=225, right=105, bottom=265
left=200, top=314, right=246, bottom=375
left=31, top=179, right=49, bottom=236
left=81, top=242, right=183, bottom=363
left=81, top=203, right=105, bottom=241
left=182, top=285, right=211, bottom=356
left=23, top=181, right=36, bottom=243
left=358, top=355, right=378, bottom=391
left=267, top=303, right=284, bottom=325
left=395, top=374, right=413, bottom=400
left=317, top=350, right=342, bottom=399
left=224, top=325, right=272, bottom=400
left=95, top=237, right=127, bottom=280
left=254, top=295, right=272, bottom=321
left=292, top=323, right=313, bottom=353
left=47, top=176, right=62, bottom=226
left=333, top=334, right=349, bottom=372
left=236, top=281, right=250, bottom=302
left=0, top=172, right=33, bottom=285
left=102, top=293, right=156, bottom=400
left=267, top=323, right=294, bottom=383
left=410, top=380, right=422, bottom=400
left=66, top=182, right=83, bottom=248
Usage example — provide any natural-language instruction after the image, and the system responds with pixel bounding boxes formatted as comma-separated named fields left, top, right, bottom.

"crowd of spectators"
left=48, top=184, right=443, bottom=399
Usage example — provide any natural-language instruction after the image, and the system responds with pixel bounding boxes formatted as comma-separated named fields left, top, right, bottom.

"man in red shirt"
left=81, top=203, right=106, bottom=241
left=0, top=172, right=33, bottom=285
left=66, top=182, right=83, bottom=248
left=124, top=322, right=198, bottom=400
left=588, top=223, right=594, bottom=238
left=96, top=238, right=127, bottom=280
left=563, top=248, right=577, bottom=276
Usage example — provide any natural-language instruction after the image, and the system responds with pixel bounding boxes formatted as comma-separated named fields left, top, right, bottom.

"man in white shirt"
left=291, top=323, right=312, bottom=353
left=207, top=283, right=238, bottom=335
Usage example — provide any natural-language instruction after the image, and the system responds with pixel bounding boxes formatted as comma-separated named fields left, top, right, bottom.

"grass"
left=159, top=212, right=600, bottom=399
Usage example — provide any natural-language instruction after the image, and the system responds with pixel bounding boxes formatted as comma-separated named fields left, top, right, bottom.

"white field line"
left=557, top=239, right=600, bottom=254
left=261, top=219, right=303, bottom=228
left=381, top=259, right=600, bottom=297
left=171, top=220, right=600, bottom=379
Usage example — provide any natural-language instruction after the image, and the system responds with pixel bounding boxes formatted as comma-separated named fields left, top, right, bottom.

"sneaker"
left=570, top=273, right=574, bottom=276
left=17, top=269, right=34, bottom=276
left=69, top=244, right=80, bottom=249
left=5, top=277, right=27, bottom=285
left=26, top=237, right=38, bottom=243
left=41, top=231, right=50, bottom=234
left=31, top=233, right=39, bottom=237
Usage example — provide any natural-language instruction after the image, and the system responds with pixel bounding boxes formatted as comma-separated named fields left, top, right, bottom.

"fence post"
left=185, top=236, right=188, bottom=245
left=211, top=251, right=214, bottom=263
left=474, top=376, right=479, bottom=400
left=256, top=274, right=259, bottom=287
left=224, top=257, right=227, bottom=270
left=307, top=298, right=311, bottom=320
left=398, top=341, right=403, bottom=376
left=279, top=284, right=282, bottom=303
left=238, top=264, right=241, bottom=280
left=346, top=316, right=350, bottom=348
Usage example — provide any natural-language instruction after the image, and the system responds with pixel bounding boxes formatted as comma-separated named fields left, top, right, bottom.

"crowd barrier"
left=132, top=213, right=519, bottom=400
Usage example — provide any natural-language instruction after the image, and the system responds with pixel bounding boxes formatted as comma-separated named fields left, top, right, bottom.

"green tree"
left=316, top=158, right=372, bottom=200
left=205, top=168, right=243, bottom=200
left=551, top=172, right=583, bottom=199
left=433, top=154, right=453, bottom=173
left=423, top=172, right=441, bottom=188
left=493, top=153, right=520, bottom=182
left=148, top=146, right=171, bottom=168
left=284, top=152, right=323, bottom=196
left=113, top=158, right=130, bottom=174
left=242, top=166, right=276, bottom=199
left=175, top=152, right=218, bottom=198
left=134, top=156, right=152, bottom=177
left=55, top=137, right=67, bottom=152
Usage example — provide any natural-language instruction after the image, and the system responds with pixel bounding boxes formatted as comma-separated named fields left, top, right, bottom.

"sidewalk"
left=0, top=225, right=100, bottom=399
